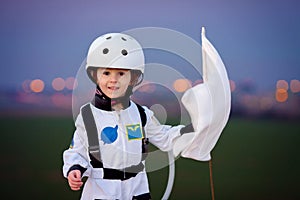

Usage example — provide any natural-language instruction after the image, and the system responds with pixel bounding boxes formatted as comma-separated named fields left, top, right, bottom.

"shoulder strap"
left=81, top=104, right=101, bottom=161
left=135, top=103, right=149, bottom=159
left=135, top=103, right=147, bottom=127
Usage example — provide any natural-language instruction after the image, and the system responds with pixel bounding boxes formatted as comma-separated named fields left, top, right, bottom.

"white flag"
left=173, top=27, right=231, bottom=161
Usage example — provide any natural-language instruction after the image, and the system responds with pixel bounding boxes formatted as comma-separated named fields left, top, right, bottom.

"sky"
left=0, top=0, right=299, bottom=92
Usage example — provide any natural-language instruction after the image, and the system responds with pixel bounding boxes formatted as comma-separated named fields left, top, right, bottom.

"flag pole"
left=209, top=159, right=215, bottom=200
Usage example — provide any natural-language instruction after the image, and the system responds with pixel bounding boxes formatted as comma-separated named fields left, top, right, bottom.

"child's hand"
left=67, top=170, right=83, bottom=191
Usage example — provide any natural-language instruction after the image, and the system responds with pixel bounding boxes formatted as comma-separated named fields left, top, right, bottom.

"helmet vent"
left=103, top=48, right=109, bottom=54
left=121, top=37, right=127, bottom=41
left=121, top=49, right=128, bottom=56
left=106, top=36, right=112, bottom=40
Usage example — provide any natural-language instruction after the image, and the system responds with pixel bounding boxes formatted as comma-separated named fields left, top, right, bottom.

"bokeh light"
left=65, top=77, right=77, bottom=90
left=52, top=77, right=65, bottom=91
left=275, top=88, right=288, bottom=103
left=30, top=79, right=45, bottom=93
left=276, top=80, right=289, bottom=90
left=173, top=79, right=192, bottom=93
left=22, top=79, right=32, bottom=93
left=290, top=79, right=300, bottom=93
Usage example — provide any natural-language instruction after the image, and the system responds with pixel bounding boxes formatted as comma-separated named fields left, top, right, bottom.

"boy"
left=63, top=33, right=188, bottom=199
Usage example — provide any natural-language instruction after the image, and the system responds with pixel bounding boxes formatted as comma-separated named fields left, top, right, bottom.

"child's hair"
left=130, top=70, right=143, bottom=86
left=88, top=67, right=143, bottom=87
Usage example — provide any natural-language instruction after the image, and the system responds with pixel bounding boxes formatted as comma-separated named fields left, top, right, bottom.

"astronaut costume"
left=62, top=33, right=185, bottom=200
left=63, top=100, right=184, bottom=199
left=63, top=28, right=231, bottom=200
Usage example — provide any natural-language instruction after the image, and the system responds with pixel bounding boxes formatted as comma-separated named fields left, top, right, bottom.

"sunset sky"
left=1, top=0, right=299, bottom=92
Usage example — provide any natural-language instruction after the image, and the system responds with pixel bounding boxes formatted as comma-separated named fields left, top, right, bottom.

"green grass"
left=0, top=117, right=299, bottom=199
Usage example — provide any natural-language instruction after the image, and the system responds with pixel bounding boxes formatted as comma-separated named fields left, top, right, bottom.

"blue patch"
left=101, top=125, right=118, bottom=144
left=126, top=124, right=143, bottom=140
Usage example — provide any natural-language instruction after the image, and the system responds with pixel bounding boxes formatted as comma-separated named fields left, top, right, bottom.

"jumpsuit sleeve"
left=143, top=106, right=185, bottom=152
left=62, top=112, right=91, bottom=178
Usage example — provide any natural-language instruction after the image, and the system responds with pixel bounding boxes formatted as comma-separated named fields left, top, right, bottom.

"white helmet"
left=86, top=33, right=145, bottom=83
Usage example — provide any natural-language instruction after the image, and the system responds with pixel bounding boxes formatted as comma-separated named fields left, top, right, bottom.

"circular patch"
left=101, top=125, right=118, bottom=144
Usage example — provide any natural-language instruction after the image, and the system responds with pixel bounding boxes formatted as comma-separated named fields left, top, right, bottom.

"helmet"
left=86, top=33, right=145, bottom=83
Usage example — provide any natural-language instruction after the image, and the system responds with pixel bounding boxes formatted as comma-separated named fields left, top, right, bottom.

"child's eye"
left=103, top=71, right=110, bottom=76
left=119, top=72, right=125, bottom=76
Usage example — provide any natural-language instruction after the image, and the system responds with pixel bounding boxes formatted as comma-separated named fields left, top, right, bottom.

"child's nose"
left=109, top=73, right=118, bottom=82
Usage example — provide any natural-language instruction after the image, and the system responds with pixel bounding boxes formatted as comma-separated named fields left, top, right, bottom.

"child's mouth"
left=108, top=86, right=119, bottom=91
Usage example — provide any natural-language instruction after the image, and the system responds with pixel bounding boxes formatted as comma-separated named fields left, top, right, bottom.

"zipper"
left=115, top=110, right=126, bottom=179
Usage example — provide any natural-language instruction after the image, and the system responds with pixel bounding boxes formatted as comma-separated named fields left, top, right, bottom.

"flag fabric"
left=173, top=27, right=231, bottom=161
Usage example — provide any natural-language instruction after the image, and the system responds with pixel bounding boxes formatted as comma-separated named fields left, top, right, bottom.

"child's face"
left=96, top=68, right=131, bottom=99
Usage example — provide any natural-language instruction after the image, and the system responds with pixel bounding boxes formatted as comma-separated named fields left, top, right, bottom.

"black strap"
left=132, top=192, right=152, bottom=200
left=81, top=104, right=101, bottom=161
left=136, top=103, right=147, bottom=127
left=103, top=162, right=145, bottom=180
left=180, top=123, right=194, bottom=134
left=89, top=153, right=144, bottom=181
left=135, top=104, right=149, bottom=159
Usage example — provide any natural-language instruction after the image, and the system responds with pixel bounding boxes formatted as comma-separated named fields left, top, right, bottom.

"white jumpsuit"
left=63, top=102, right=183, bottom=200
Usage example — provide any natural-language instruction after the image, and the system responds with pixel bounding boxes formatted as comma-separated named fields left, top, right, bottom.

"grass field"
left=0, top=116, right=299, bottom=199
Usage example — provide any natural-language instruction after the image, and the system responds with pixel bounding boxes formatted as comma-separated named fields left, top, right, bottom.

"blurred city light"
left=275, top=88, right=288, bottom=103
left=22, top=79, right=31, bottom=93
left=52, top=77, right=65, bottom=91
left=276, top=80, right=289, bottom=90
left=6, top=77, right=300, bottom=118
left=173, top=79, right=192, bottom=93
left=65, top=77, right=77, bottom=90
left=30, top=79, right=45, bottom=93
left=290, top=79, right=300, bottom=93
